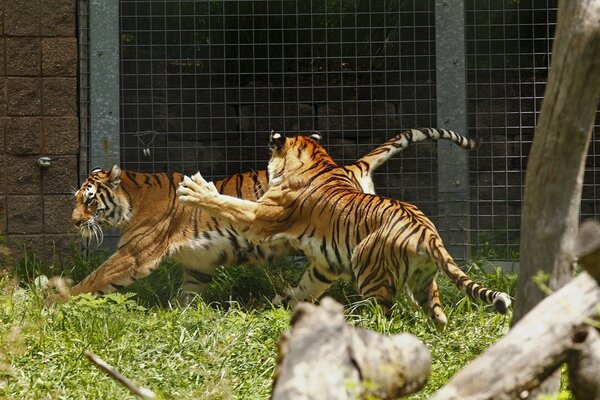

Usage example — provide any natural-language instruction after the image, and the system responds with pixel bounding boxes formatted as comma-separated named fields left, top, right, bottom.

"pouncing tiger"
left=69, top=128, right=479, bottom=306
left=177, top=130, right=510, bottom=330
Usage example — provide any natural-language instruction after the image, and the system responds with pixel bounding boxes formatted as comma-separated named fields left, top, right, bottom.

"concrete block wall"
left=0, top=0, right=79, bottom=264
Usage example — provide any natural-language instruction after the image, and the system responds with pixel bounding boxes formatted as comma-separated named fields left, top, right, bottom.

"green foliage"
left=473, top=229, right=520, bottom=261
left=1, top=253, right=573, bottom=399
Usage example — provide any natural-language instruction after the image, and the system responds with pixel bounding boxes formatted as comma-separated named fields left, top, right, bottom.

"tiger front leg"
left=177, top=172, right=259, bottom=227
left=68, top=247, right=166, bottom=298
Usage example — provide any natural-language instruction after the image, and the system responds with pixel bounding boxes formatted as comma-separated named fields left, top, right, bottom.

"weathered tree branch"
left=85, top=350, right=157, bottom=400
left=430, top=271, right=600, bottom=400
left=567, top=219, right=600, bottom=399
left=271, top=297, right=431, bottom=400
left=575, top=219, right=600, bottom=283
left=567, top=325, right=600, bottom=400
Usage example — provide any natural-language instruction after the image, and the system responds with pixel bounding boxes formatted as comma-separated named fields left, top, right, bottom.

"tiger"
left=69, top=128, right=479, bottom=307
left=176, top=129, right=510, bottom=330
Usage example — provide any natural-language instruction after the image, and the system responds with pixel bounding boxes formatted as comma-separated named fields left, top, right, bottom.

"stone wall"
left=0, top=0, right=79, bottom=264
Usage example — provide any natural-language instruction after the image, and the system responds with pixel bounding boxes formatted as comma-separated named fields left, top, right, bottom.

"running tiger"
left=70, top=128, right=479, bottom=306
left=177, top=130, right=510, bottom=329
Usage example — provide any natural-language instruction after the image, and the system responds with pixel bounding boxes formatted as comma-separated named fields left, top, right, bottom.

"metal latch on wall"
left=37, top=156, right=52, bottom=168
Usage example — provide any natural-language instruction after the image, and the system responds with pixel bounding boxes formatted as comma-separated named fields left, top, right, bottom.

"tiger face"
left=72, top=165, right=128, bottom=248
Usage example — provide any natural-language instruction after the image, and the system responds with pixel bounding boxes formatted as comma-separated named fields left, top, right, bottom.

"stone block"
left=0, top=39, right=5, bottom=76
left=183, top=104, right=237, bottom=141
left=471, top=134, right=521, bottom=172
left=240, top=103, right=314, bottom=133
left=45, top=234, right=80, bottom=267
left=8, top=234, right=45, bottom=263
left=44, top=195, right=74, bottom=234
left=6, top=195, right=43, bottom=234
left=41, top=155, right=77, bottom=194
left=42, top=77, right=77, bottom=116
left=0, top=118, right=5, bottom=152
left=6, top=37, right=41, bottom=76
left=4, top=0, right=40, bottom=36
left=0, top=196, right=6, bottom=234
left=43, top=117, right=79, bottom=154
left=41, top=0, right=75, bottom=37
left=4, top=156, right=41, bottom=195
left=0, top=79, right=6, bottom=117
left=316, top=101, right=398, bottom=138
left=42, top=38, right=77, bottom=76
left=6, top=78, right=42, bottom=116
left=5, top=117, right=42, bottom=155
left=0, top=157, right=5, bottom=195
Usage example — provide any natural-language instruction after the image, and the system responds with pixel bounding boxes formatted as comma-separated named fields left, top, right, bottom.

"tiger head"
left=267, top=130, right=336, bottom=187
left=72, top=165, right=130, bottom=248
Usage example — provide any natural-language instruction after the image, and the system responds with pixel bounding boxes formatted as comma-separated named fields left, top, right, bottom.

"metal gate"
left=81, top=0, right=600, bottom=262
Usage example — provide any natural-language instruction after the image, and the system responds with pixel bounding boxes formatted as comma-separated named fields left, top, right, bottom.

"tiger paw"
left=272, top=293, right=288, bottom=307
left=177, top=173, right=218, bottom=205
left=272, top=288, right=300, bottom=308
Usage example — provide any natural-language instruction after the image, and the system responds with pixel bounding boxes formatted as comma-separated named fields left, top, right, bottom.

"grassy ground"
left=0, top=252, right=567, bottom=399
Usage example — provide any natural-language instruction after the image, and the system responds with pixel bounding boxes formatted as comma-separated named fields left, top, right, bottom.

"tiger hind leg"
left=351, top=235, right=397, bottom=315
left=178, top=267, right=215, bottom=306
left=272, top=262, right=338, bottom=308
left=412, top=278, right=447, bottom=331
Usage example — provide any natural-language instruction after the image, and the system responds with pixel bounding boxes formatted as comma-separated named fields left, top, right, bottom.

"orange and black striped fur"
left=177, top=130, right=510, bottom=329
left=71, top=128, right=479, bottom=306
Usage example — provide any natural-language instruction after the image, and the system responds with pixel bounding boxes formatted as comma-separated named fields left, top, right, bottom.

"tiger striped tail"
left=356, top=128, right=481, bottom=171
left=429, top=237, right=511, bottom=314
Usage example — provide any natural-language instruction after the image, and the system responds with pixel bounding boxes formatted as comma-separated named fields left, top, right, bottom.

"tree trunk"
left=514, top=0, right=600, bottom=322
left=271, top=297, right=431, bottom=400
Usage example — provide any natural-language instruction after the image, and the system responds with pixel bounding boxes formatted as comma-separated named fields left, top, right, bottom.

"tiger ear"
left=89, top=166, right=102, bottom=175
left=309, top=131, right=322, bottom=142
left=109, top=165, right=122, bottom=188
left=269, top=129, right=285, bottom=150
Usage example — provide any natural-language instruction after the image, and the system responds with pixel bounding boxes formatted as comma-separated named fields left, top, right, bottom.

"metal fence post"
left=89, top=0, right=120, bottom=169
left=89, top=0, right=120, bottom=250
left=435, top=0, right=470, bottom=261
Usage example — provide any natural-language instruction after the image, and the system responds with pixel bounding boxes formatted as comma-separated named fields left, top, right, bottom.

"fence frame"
left=89, top=0, right=120, bottom=170
left=435, top=0, right=470, bottom=260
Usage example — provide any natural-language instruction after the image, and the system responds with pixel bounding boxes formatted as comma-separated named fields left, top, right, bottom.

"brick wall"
left=0, top=0, right=79, bottom=264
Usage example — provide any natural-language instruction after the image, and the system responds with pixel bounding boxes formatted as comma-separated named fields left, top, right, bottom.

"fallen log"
left=429, top=272, right=599, bottom=400
left=567, top=219, right=600, bottom=400
left=575, top=219, right=600, bottom=282
left=271, top=297, right=431, bottom=400
left=567, top=325, right=600, bottom=400
left=431, top=220, right=600, bottom=400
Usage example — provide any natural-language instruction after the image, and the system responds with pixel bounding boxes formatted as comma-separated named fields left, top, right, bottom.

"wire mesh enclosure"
left=465, top=0, right=599, bottom=260
left=119, top=0, right=439, bottom=214
left=105, top=0, right=600, bottom=262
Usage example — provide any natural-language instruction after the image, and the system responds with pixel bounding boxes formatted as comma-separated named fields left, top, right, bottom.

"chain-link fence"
left=82, top=0, right=600, bottom=262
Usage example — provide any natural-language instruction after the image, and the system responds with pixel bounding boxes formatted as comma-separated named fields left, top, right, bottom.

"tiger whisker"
left=80, top=219, right=104, bottom=251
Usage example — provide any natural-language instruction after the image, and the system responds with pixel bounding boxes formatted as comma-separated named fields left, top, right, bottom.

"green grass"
left=0, top=252, right=571, bottom=399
